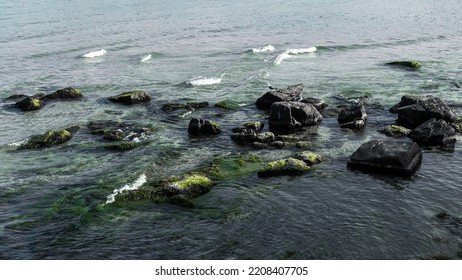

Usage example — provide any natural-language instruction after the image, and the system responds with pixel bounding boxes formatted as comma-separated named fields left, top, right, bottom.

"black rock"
left=46, top=87, right=82, bottom=99
left=15, top=97, right=45, bottom=111
left=188, top=118, right=222, bottom=135
left=231, top=130, right=257, bottom=143
left=20, top=129, right=73, bottom=149
left=338, top=104, right=367, bottom=130
left=347, top=140, right=422, bottom=176
left=108, top=90, right=151, bottom=104
left=162, top=101, right=209, bottom=111
left=408, top=118, right=456, bottom=148
left=269, top=101, right=322, bottom=131
left=255, top=84, right=304, bottom=110
left=255, top=132, right=275, bottom=143
left=390, top=95, right=456, bottom=127
left=386, top=61, right=421, bottom=69
left=300, top=98, right=328, bottom=111
left=377, top=125, right=411, bottom=137
left=103, top=129, right=125, bottom=141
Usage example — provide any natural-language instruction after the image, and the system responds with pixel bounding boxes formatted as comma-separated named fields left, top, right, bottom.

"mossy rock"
left=215, top=99, right=240, bottom=110
left=255, top=132, right=275, bottom=143
left=15, top=97, right=45, bottom=111
left=46, top=87, right=82, bottom=99
left=108, top=90, right=151, bottom=104
left=257, top=158, right=310, bottom=177
left=386, top=61, right=422, bottom=69
left=295, top=141, right=312, bottom=148
left=156, top=173, right=214, bottom=202
left=162, top=101, right=209, bottom=111
left=294, top=151, right=322, bottom=165
left=112, top=188, right=157, bottom=207
left=20, top=129, right=72, bottom=149
left=198, top=153, right=263, bottom=179
left=377, top=125, right=411, bottom=137
left=243, top=121, right=264, bottom=131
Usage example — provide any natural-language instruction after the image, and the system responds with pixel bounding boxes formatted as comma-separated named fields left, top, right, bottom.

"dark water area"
left=1, top=0, right=462, bottom=259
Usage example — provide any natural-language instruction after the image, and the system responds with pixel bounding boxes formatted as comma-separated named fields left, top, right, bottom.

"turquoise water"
left=1, top=0, right=462, bottom=259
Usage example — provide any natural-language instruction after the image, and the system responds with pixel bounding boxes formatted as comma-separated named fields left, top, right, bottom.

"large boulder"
left=347, top=140, right=422, bottom=176
left=20, top=129, right=73, bottom=149
left=269, top=101, right=322, bottom=131
left=46, top=87, right=82, bottom=99
left=15, top=97, right=45, bottom=111
left=257, top=158, right=310, bottom=177
left=108, top=90, right=151, bottom=104
left=188, top=118, right=222, bottom=135
left=255, top=84, right=304, bottom=109
left=338, top=104, right=367, bottom=129
left=408, top=118, right=456, bottom=148
left=390, top=95, right=456, bottom=127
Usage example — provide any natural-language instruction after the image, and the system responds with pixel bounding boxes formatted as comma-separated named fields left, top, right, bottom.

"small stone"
left=46, top=87, right=82, bottom=99
left=108, top=90, right=151, bottom=104
left=338, top=104, right=367, bottom=130
left=188, top=118, right=222, bottom=135
left=15, top=97, right=45, bottom=111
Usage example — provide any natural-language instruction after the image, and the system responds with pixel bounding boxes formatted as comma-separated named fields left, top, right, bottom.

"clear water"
left=1, top=0, right=462, bottom=259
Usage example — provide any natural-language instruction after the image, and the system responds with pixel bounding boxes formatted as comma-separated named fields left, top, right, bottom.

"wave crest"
left=274, top=47, right=317, bottom=64
left=186, top=74, right=225, bottom=86
left=81, top=49, right=107, bottom=58
left=105, top=174, right=147, bottom=204
left=252, top=45, right=275, bottom=53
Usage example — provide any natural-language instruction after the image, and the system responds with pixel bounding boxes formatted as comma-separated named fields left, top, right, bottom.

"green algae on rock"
left=161, top=101, right=209, bottom=111
left=215, top=99, right=240, bottom=110
left=294, top=151, right=322, bottom=165
left=45, top=87, right=82, bottom=99
left=108, top=90, right=151, bottom=104
left=377, top=125, right=411, bottom=137
left=386, top=61, right=422, bottom=69
left=15, top=97, right=45, bottom=111
left=257, top=158, right=310, bottom=178
left=20, top=129, right=73, bottom=149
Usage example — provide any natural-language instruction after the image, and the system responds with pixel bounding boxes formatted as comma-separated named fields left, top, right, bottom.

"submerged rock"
left=255, top=132, right=275, bottom=143
left=20, top=129, right=73, bottom=149
left=347, top=140, right=422, bottom=176
left=338, top=104, right=367, bottom=130
left=15, top=97, right=45, bottom=111
left=257, top=158, right=310, bottom=177
left=161, top=101, right=209, bottom=111
left=390, top=95, right=456, bottom=127
left=188, top=118, right=222, bottom=135
left=108, top=90, right=151, bottom=104
left=377, top=125, right=411, bottom=137
left=255, top=84, right=304, bottom=110
left=215, top=99, right=240, bottom=110
left=408, top=118, right=456, bottom=148
left=103, top=129, right=125, bottom=141
left=294, top=151, right=322, bottom=165
left=269, top=101, right=322, bottom=131
left=105, top=141, right=138, bottom=151
left=386, top=61, right=422, bottom=69
left=45, top=87, right=82, bottom=99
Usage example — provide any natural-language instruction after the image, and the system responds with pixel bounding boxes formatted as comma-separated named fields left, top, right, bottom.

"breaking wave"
left=105, top=173, right=147, bottom=204
left=251, top=45, right=275, bottom=53
left=274, top=47, right=317, bottom=64
left=81, top=49, right=107, bottom=58
left=141, top=53, right=152, bottom=62
left=186, top=73, right=225, bottom=86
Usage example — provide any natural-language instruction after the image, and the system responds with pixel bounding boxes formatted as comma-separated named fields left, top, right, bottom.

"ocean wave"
left=141, top=53, right=152, bottom=63
left=274, top=47, right=317, bottom=64
left=81, top=49, right=107, bottom=58
left=7, top=139, right=27, bottom=147
left=186, top=74, right=225, bottom=86
left=251, top=45, right=275, bottom=53
left=105, top=173, right=147, bottom=204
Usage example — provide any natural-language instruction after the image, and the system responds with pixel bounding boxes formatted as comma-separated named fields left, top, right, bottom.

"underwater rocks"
left=156, top=174, right=214, bottom=203
left=347, top=140, right=422, bottom=176
left=257, top=158, right=310, bottom=177
left=386, top=60, right=422, bottom=69
left=294, top=151, right=322, bottom=165
left=20, top=129, right=74, bottom=149
left=255, top=84, right=304, bottom=110
left=408, top=118, right=456, bottom=148
left=45, top=87, right=82, bottom=99
left=215, top=99, right=240, bottom=110
left=15, top=97, right=45, bottom=111
left=337, top=104, right=367, bottom=130
left=377, top=125, right=411, bottom=137
left=188, top=118, right=222, bottom=135
left=390, top=95, right=456, bottom=127
left=269, top=101, right=322, bottom=131
left=161, top=101, right=209, bottom=111
left=108, top=90, right=151, bottom=104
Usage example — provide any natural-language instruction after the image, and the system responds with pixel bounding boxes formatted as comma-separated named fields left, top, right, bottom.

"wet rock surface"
left=255, top=84, right=304, bottom=110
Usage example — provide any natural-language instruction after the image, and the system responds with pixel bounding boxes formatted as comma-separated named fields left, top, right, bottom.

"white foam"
left=274, top=47, right=317, bottom=64
left=187, top=73, right=225, bottom=86
left=141, top=53, right=152, bottom=62
left=105, top=173, right=147, bottom=204
left=251, top=45, right=275, bottom=53
left=7, top=139, right=27, bottom=147
left=81, top=49, right=107, bottom=58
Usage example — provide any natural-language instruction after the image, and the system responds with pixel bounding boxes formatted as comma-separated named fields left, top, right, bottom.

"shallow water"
left=1, top=0, right=462, bottom=259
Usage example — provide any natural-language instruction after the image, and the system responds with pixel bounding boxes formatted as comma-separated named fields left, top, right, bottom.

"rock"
left=20, top=129, right=73, bottom=149
left=272, top=141, right=285, bottom=149
left=157, top=174, right=213, bottom=202
left=251, top=142, right=268, bottom=149
left=269, top=101, right=322, bottom=131
left=347, top=140, right=422, bottom=176
left=108, top=90, right=151, bottom=104
left=408, top=118, right=456, bottom=148
left=243, top=121, right=264, bottom=132
left=338, top=104, right=367, bottom=130
left=188, top=118, right=221, bottom=135
left=46, top=87, right=82, bottom=99
left=294, top=151, right=322, bottom=165
left=377, top=125, right=411, bottom=137
left=386, top=61, right=422, bottom=69
left=215, top=100, right=240, bottom=110
left=161, top=101, right=209, bottom=111
left=390, top=95, right=456, bottom=127
left=255, top=132, right=275, bottom=143
left=103, top=129, right=125, bottom=141
left=300, top=98, right=328, bottom=111
left=257, top=158, right=310, bottom=178
left=231, top=130, right=257, bottom=143
left=295, top=141, right=311, bottom=148
left=256, top=84, right=304, bottom=110
left=15, top=97, right=45, bottom=111
left=105, top=141, right=138, bottom=151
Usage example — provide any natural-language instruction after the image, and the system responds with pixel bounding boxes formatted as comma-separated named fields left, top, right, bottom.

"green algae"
left=215, top=99, right=240, bottom=110
left=20, top=129, right=72, bottom=149
left=294, top=151, right=322, bottom=165
left=257, top=158, right=310, bottom=178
